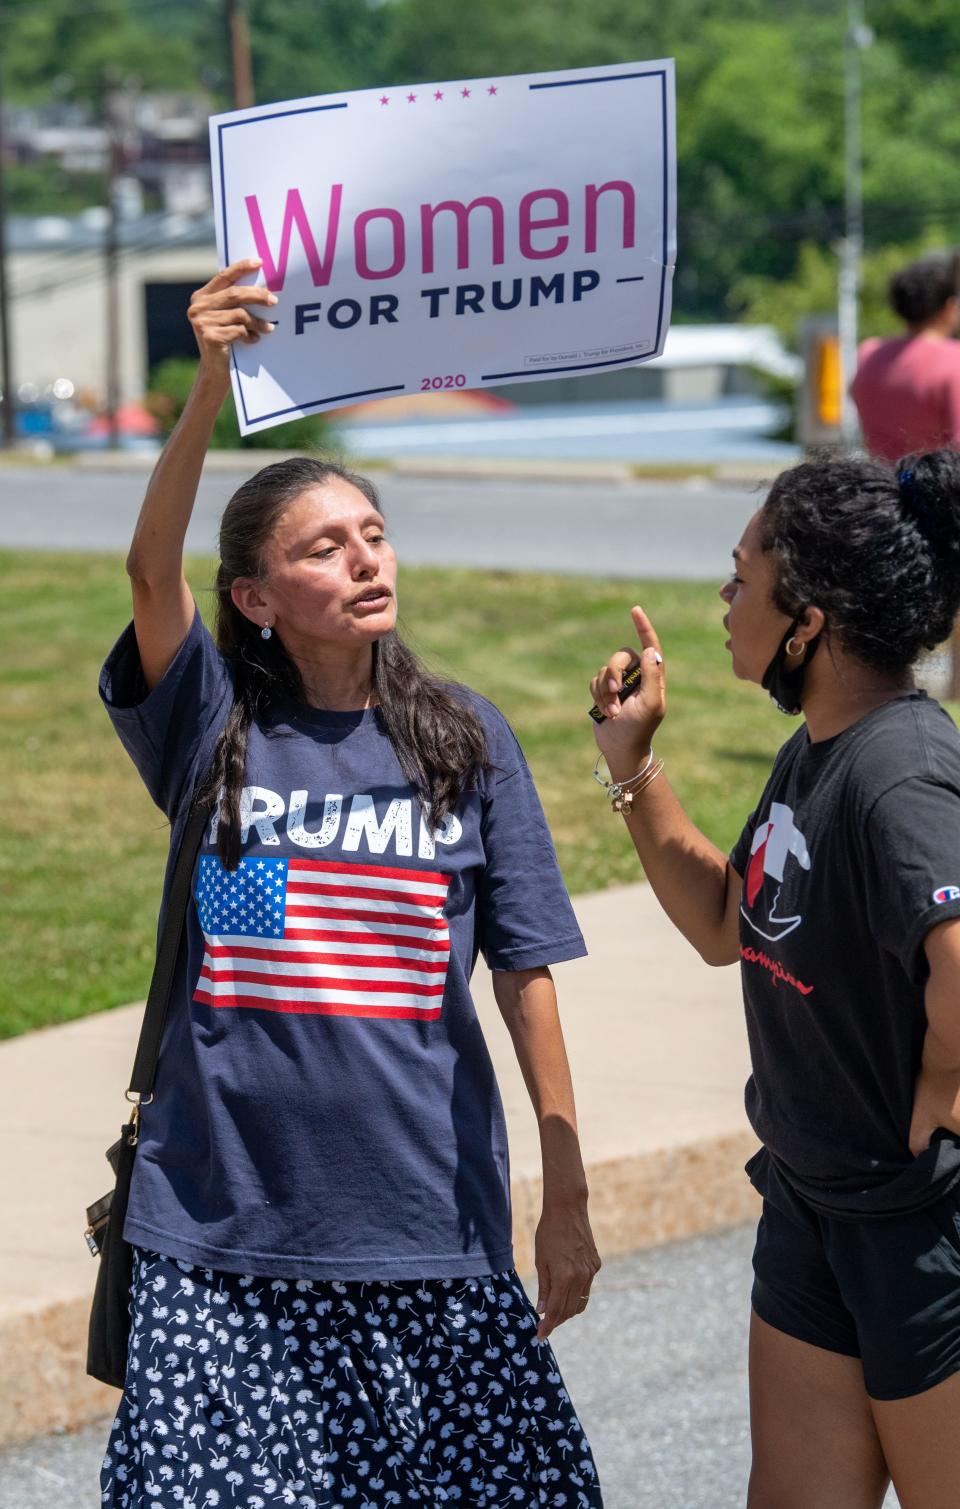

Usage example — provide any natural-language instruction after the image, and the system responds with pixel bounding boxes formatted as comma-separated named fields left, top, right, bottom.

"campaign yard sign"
left=209, top=60, right=676, bottom=436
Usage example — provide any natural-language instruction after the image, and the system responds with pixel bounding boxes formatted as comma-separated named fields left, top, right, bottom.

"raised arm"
left=590, top=607, right=742, bottom=966
left=126, top=259, right=277, bottom=689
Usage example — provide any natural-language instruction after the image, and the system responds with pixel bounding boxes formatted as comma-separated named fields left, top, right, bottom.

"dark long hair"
left=197, top=457, right=489, bottom=870
left=757, top=448, right=960, bottom=675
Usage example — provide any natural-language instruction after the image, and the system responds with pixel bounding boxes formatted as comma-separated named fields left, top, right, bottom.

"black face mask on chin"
left=762, top=621, right=821, bottom=716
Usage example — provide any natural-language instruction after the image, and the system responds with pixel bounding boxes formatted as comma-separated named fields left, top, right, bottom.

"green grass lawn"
left=0, top=549, right=821, bottom=1039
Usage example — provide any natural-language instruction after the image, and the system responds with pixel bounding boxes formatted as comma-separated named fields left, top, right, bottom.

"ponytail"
left=759, top=447, right=960, bottom=676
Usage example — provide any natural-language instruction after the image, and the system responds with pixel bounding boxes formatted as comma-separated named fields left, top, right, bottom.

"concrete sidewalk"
left=0, top=882, right=758, bottom=1446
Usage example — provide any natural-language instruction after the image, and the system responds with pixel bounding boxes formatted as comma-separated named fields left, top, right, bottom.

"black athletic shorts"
left=748, top=1148, right=960, bottom=1400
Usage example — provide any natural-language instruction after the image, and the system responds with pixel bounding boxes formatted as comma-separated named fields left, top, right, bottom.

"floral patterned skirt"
left=101, top=1248, right=603, bottom=1508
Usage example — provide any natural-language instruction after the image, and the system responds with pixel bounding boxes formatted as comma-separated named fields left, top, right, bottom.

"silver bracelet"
left=592, top=750, right=665, bottom=813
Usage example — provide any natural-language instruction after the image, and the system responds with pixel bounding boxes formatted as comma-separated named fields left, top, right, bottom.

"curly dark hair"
left=757, top=448, right=960, bottom=675
left=889, top=253, right=959, bottom=325
left=196, top=457, right=489, bottom=871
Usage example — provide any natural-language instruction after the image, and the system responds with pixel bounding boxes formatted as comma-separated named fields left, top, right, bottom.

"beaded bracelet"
left=592, top=750, right=666, bottom=813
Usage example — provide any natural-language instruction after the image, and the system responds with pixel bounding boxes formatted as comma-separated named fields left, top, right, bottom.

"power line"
left=8, top=205, right=207, bottom=273
left=9, top=220, right=214, bottom=301
left=9, top=216, right=206, bottom=284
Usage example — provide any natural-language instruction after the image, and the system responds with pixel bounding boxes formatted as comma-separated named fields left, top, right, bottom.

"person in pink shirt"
left=851, top=252, right=960, bottom=463
left=852, top=253, right=960, bottom=694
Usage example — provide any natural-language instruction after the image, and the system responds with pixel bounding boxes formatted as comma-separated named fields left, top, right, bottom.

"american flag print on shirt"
left=193, top=855, right=452, bottom=1020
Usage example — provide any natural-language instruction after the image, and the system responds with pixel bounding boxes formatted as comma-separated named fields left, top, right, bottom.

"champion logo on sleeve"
left=932, top=884, right=960, bottom=904
left=193, top=855, right=451, bottom=1019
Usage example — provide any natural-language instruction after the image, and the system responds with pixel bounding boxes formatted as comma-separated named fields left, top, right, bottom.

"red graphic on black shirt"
left=740, top=944, right=814, bottom=996
left=741, top=801, right=811, bottom=943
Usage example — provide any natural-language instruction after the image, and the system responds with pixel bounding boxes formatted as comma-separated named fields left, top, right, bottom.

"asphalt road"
left=0, top=464, right=764, bottom=580
left=0, top=1225, right=899, bottom=1509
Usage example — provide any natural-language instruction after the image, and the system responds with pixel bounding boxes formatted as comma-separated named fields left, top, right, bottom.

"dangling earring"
left=261, top=623, right=272, bottom=640
left=785, top=636, right=805, bottom=658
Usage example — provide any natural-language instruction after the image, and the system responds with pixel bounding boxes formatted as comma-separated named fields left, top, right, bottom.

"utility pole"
left=838, top=0, right=872, bottom=447
left=0, top=56, right=16, bottom=448
left=226, top=0, right=255, bottom=110
left=103, top=85, right=122, bottom=449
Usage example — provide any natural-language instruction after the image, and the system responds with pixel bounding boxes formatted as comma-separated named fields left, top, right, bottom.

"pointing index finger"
left=630, top=606, right=663, bottom=658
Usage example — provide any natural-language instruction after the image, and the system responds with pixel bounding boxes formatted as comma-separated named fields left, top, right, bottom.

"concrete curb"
left=68, top=451, right=640, bottom=485
left=385, top=456, right=635, bottom=485
left=5, top=447, right=787, bottom=488
left=0, top=1301, right=119, bottom=1446
left=72, top=449, right=296, bottom=472
left=511, top=1133, right=760, bottom=1276
left=0, top=1134, right=759, bottom=1447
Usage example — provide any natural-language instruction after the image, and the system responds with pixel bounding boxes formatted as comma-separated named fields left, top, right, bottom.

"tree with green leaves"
left=4, top=0, right=959, bottom=328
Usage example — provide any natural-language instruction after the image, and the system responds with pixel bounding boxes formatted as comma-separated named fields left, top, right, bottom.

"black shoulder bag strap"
left=86, top=800, right=211, bottom=1389
left=128, top=801, right=211, bottom=1100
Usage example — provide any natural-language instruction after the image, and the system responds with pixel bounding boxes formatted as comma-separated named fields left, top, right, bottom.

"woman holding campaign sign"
left=590, top=452, right=960, bottom=1507
left=98, top=260, right=603, bottom=1508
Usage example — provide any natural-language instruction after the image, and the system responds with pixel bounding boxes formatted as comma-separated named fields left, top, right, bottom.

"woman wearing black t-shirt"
left=590, top=449, right=960, bottom=1508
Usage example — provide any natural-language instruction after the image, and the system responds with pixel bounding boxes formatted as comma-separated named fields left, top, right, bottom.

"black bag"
left=85, top=804, right=209, bottom=1389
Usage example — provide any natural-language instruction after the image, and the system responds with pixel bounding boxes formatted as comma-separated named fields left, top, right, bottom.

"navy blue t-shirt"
left=100, top=609, right=586, bottom=1279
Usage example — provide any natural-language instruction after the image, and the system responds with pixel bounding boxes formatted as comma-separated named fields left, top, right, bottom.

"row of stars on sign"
left=379, top=86, right=499, bottom=105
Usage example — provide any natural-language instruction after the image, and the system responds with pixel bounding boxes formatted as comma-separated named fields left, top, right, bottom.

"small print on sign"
left=210, top=59, right=676, bottom=435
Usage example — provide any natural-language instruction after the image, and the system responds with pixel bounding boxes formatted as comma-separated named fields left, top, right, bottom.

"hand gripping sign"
left=210, top=59, right=676, bottom=435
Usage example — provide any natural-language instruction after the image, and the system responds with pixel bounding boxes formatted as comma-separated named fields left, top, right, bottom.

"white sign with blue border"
left=209, top=59, right=677, bottom=435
